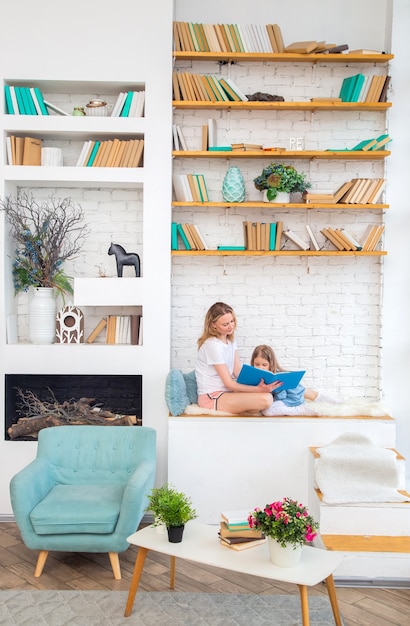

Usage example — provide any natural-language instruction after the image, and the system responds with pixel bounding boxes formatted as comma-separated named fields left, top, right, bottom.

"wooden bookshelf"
left=172, top=202, right=389, bottom=210
left=173, top=150, right=390, bottom=160
left=173, top=100, right=392, bottom=112
left=173, top=52, right=394, bottom=64
left=171, top=250, right=387, bottom=257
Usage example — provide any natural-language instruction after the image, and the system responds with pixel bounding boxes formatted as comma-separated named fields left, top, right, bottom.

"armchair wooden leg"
left=34, top=550, right=49, bottom=577
left=108, top=552, right=121, bottom=580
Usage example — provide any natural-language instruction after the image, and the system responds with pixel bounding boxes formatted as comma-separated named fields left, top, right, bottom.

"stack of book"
left=173, top=22, right=285, bottom=54
left=304, top=178, right=386, bottom=205
left=338, top=73, right=391, bottom=103
left=218, top=511, right=265, bottom=551
left=172, top=73, right=248, bottom=102
left=4, top=85, right=49, bottom=115
left=76, top=139, right=144, bottom=168
left=111, top=90, right=145, bottom=117
left=243, top=221, right=283, bottom=251
left=171, top=223, right=207, bottom=251
left=321, top=225, right=385, bottom=252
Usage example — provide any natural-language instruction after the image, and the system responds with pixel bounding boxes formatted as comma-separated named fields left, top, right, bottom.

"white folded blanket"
left=315, top=432, right=409, bottom=504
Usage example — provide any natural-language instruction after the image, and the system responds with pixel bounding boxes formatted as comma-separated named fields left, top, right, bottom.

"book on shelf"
left=207, top=118, right=217, bottom=148
left=328, top=228, right=354, bottom=251
left=304, top=192, right=336, bottom=204
left=15, top=137, right=25, bottom=166
left=361, top=224, right=385, bottom=251
left=43, top=99, right=70, bottom=116
left=176, top=223, right=191, bottom=250
left=284, top=40, right=318, bottom=53
left=236, top=364, right=305, bottom=391
left=176, top=125, right=188, bottom=151
left=338, top=228, right=362, bottom=251
left=119, top=91, right=134, bottom=117
left=217, top=246, right=246, bottom=251
left=86, top=141, right=101, bottom=167
left=283, top=229, right=310, bottom=250
left=305, top=224, right=320, bottom=251
left=180, top=224, right=198, bottom=249
left=219, top=537, right=266, bottom=551
left=5, top=137, right=13, bottom=165
left=370, top=133, right=391, bottom=151
left=269, top=222, right=277, bottom=251
left=231, top=143, right=263, bottom=151
left=275, top=220, right=284, bottom=250
left=22, top=137, right=42, bottom=166
left=271, top=24, right=285, bottom=52
left=378, top=76, right=391, bottom=102
left=86, top=318, right=108, bottom=343
left=111, top=91, right=127, bottom=117
left=4, top=86, right=15, bottom=114
left=321, top=228, right=346, bottom=251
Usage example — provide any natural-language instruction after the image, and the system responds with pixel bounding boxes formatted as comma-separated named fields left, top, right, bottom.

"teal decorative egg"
left=222, top=166, right=246, bottom=202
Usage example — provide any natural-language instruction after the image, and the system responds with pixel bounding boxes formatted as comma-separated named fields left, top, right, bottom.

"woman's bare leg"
left=216, top=392, right=273, bottom=414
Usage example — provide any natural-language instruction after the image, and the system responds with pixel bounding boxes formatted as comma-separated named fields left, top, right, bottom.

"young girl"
left=195, top=303, right=282, bottom=414
left=250, top=344, right=338, bottom=416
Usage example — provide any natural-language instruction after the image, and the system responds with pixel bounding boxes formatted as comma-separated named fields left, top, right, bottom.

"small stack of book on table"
left=218, top=511, right=265, bottom=551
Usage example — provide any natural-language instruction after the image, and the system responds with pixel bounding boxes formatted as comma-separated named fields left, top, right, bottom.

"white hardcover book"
left=284, top=230, right=310, bottom=250
left=172, top=124, right=180, bottom=150
left=29, top=87, right=42, bottom=115
left=208, top=118, right=217, bottom=147
left=43, top=99, right=70, bottom=116
left=76, top=141, right=91, bottom=167
left=5, top=136, right=13, bottom=165
left=249, top=24, right=263, bottom=52
left=172, top=174, right=191, bottom=201
left=225, top=78, right=248, bottom=102
left=9, top=87, right=20, bottom=115
left=340, top=228, right=363, bottom=250
left=134, top=90, right=145, bottom=117
left=128, top=91, right=140, bottom=117
left=176, top=125, right=188, bottom=151
left=181, top=175, right=194, bottom=201
left=236, top=24, right=250, bottom=53
left=242, top=24, right=255, bottom=52
left=111, top=91, right=127, bottom=117
left=138, top=316, right=143, bottom=345
left=256, top=24, right=271, bottom=53
left=191, top=224, right=208, bottom=250
left=305, top=224, right=320, bottom=251
left=358, top=76, right=370, bottom=102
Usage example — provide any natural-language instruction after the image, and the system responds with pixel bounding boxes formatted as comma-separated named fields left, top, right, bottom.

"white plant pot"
left=263, top=191, right=291, bottom=203
left=29, top=287, right=57, bottom=345
left=267, top=537, right=302, bottom=567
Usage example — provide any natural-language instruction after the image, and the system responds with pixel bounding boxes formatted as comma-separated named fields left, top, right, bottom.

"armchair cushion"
left=30, top=484, right=125, bottom=534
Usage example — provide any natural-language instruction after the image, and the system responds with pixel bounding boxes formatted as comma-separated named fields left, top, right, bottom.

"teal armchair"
left=10, top=425, right=156, bottom=579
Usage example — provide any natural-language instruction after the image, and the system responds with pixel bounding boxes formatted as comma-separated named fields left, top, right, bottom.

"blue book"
left=120, top=91, right=133, bottom=117
left=176, top=224, right=191, bottom=249
left=269, top=223, right=277, bottom=250
left=86, top=141, right=101, bottom=166
left=237, top=364, right=306, bottom=392
left=4, top=86, right=14, bottom=114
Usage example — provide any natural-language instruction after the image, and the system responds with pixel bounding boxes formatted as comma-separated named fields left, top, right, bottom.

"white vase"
left=263, top=190, right=290, bottom=203
left=29, top=288, right=57, bottom=345
left=267, top=537, right=302, bottom=567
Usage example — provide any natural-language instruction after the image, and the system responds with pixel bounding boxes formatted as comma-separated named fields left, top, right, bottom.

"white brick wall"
left=171, top=60, right=387, bottom=400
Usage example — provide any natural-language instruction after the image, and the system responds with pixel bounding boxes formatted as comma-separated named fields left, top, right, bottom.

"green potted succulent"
left=146, top=484, right=197, bottom=543
left=253, top=163, right=311, bottom=202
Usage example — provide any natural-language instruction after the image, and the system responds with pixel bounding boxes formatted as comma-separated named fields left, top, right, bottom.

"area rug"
left=0, top=590, right=342, bottom=625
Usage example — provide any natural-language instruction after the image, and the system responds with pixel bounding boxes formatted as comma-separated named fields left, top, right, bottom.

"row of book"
left=173, top=72, right=247, bottom=103
left=243, top=221, right=281, bottom=251
left=338, top=73, right=391, bottom=103
left=86, top=315, right=142, bottom=345
left=174, top=21, right=286, bottom=54
left=4, top=85, right=49, bottom=116
left=305, top=178, right=386, bottom=205
left=172, top=173, right=209, bottom=202
left=76, top=139, right=144, bottom=168
left=171, top=222, right=207, bottom=251
left=289, top=224, right=385, bottom=252
left=6, top=136, right=42, bottom=166
left=218, top=511, right=265, bottom=551
left=111, top=90, right=145, bottom=117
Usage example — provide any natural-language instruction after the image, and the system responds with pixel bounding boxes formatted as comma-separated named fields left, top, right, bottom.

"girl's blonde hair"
left=250, top=344, right=285, bottom=373
left=197, top=302, right=237, bottom=348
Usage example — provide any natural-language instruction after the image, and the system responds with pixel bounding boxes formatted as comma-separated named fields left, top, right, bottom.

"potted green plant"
left=146, top=484, right=197, bottom=542
left=253, top=163, right=311, bottom=202
left=248, top=497, right=319, bottom=567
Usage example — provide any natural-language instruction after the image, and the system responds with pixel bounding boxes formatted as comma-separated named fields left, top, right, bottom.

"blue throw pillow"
left=183, top=370, right=198, bottom=404
left=165, top=369, right=189, bottom=416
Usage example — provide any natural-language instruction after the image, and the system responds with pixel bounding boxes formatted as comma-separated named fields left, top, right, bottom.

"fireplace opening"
left=5, top=374, right=142, bottom=441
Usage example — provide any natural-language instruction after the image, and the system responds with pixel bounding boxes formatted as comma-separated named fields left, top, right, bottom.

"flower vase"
left=29, top=287, right=57, bottom=345
left=267, top=537, right=302, bottom=568
left=222, top=166, right=246, bottom=202
left=263, top=191, right=290, bottom=203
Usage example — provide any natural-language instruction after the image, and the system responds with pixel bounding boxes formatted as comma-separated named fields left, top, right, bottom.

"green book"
left=14, top=87, right=26, bottom=114
left=4, top=86, right=14, bottom=114
left=269, top=223, right=277, bottom=250
left=339, top=75, right=358, bottom=102
left=120, top=91, right=133, bottom=117
left=176, top=224, right=191, bottom=250
left=171, top=222, right=178, bottom=250
left=33, top=87, right=49, bottom=115
left=208, top=146, right=232, bottom=151
left=217, top=246, right=246, bottom=250
left=86, top=141, right=101, bottom=166
left=350, top=74, right=365, bottom=102
left=22, top=87, right=37, bottom=115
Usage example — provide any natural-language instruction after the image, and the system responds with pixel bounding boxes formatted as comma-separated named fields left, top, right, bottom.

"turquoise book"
left=269, top=222, right=277, bottom=250
left=217, top=246, right=246, bottom=250
left=171, top=222, right=178, bottom=250
left=86, top=141, right=101, bottom=166
left=120, top=91, right=133, bottom=117
left=4, top=86, right=14, bottom=114
left=33, top=87, right=49, bottom=115
left=14, top=87, right=26, bottom=114
left=349, top=74, right=365, bottom=102
left=176, top=224, right=191, bottom=250
left=22, top=87, right=37, bottom=115
left=237, top=364, right=306, bottom=391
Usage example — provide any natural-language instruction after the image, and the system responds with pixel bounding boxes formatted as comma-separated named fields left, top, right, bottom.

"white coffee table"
left=125, top=522, right=343, bottom=625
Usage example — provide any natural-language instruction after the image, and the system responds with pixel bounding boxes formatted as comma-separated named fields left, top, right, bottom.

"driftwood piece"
left=8, top=415, right=63, bottom=439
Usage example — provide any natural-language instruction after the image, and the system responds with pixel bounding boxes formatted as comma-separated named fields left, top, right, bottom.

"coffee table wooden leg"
left=325, top=574, right=343, bottom=626
left=297, top=585, right=310, bottom=626
left=169, top=555, right=176, bottom=589
left=124, top=547, right=149, bottom=617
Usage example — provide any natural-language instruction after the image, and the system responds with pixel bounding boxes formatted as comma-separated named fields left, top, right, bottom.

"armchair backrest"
left=36, top=425, right=156, bottom=485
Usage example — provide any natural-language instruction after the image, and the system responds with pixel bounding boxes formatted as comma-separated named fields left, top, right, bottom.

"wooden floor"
left=0, top=522, right=409, bottom=625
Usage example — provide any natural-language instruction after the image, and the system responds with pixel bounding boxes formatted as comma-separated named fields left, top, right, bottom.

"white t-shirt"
left=195, top=337, right=237, bottom=395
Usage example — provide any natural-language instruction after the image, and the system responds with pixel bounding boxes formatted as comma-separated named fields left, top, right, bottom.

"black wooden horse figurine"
left=108, top=243, right=141, bottom=277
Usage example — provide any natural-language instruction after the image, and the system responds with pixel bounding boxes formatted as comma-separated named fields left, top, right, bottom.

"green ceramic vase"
left=222, top=166, right=246, bottom=202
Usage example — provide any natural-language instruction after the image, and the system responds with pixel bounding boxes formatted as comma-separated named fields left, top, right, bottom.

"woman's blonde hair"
left=250, top=344, right=284, bottom=373
left=197, top=302, right=237, bottom=348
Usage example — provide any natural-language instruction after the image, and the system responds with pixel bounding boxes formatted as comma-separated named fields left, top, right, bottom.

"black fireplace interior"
left=5, top=374, right=142, bottom=440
